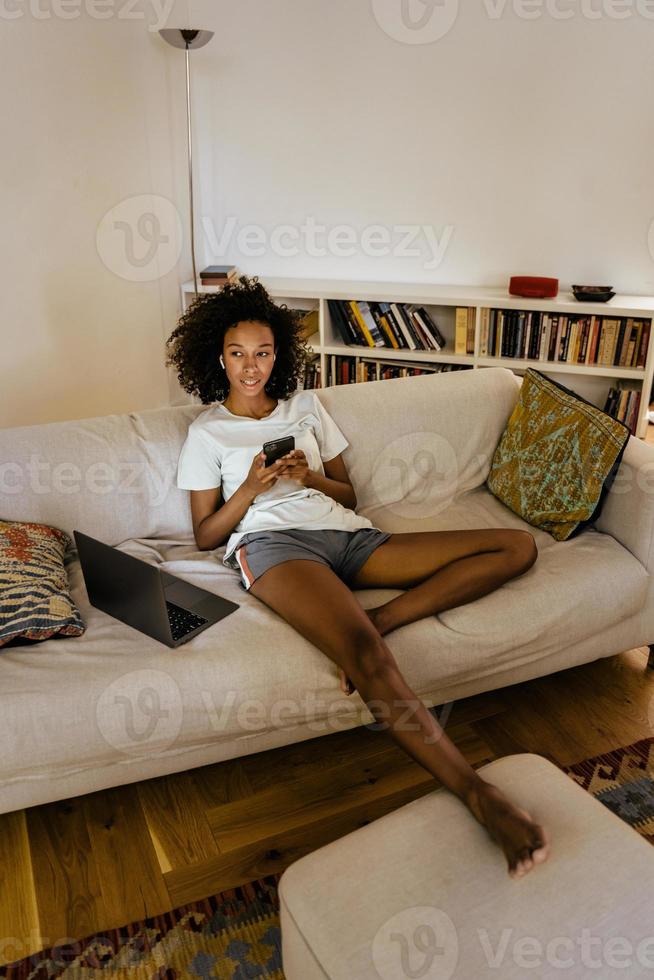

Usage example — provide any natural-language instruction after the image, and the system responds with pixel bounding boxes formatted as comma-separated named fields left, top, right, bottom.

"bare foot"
left=466, top=780, right=550, bottom=878
left=337, top=608, right=386, bottom=695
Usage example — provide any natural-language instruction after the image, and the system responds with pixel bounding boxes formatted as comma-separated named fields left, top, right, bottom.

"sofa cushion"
left=0, top=521, right=85, bottom=647
left=486, top=369, right=630, bottom=541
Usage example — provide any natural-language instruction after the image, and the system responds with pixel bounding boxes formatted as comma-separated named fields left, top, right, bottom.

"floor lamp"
left=159, top=28, right=214, bottom=301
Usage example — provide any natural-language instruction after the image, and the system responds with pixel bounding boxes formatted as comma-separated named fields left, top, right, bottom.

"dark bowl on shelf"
left=571, top=285, right=615, bottom=302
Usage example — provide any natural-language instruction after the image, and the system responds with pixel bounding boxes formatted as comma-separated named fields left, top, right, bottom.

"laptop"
left=74, top=530, right=239, bottom=648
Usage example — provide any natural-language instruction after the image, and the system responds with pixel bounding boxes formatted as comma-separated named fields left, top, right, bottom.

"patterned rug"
left=2, top=737, right=653, bottom=979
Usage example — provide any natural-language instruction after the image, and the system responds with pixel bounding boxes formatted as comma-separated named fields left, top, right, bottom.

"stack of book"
left=327, top=300, right=447, bottom=352
left=603, top=387, right=641, bottom=434
left=199, top=265, right=238, bottom=286
left=480, top=309, right=651, bottom=369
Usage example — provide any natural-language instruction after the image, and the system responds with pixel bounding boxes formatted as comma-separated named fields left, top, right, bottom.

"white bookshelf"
left=179, top=278, right=654, bottom=439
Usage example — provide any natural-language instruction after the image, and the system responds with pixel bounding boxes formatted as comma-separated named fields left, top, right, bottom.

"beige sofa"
left=1, top=367, right=652, bottom=816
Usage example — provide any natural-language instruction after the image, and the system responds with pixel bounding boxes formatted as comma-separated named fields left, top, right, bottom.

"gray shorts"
left=227, top=527, right=392, bottom=592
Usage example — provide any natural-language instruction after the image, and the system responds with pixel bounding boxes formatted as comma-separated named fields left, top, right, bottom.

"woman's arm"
left=190, top=484, right=256, bottom=551
left=305, top=453, right=357, bottom=510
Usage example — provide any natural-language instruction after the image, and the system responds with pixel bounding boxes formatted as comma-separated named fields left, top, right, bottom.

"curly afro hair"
left=165, top=275, right=313, bottom=404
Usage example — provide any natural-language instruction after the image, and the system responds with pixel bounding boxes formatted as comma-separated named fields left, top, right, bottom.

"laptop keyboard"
left=166, top=601, right=209, bottom=641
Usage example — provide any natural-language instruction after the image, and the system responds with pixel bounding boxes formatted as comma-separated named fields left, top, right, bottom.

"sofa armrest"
left=595, top=436, right=654, bottom=570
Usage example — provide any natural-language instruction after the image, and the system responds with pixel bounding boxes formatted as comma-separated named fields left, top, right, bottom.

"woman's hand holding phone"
left=275, top=449, right=310, bottom=486
left=243, top=448, right=311, bottom=500
left=243, top=450, right=286, bottom=498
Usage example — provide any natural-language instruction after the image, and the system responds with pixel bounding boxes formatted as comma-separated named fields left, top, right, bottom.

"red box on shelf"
left=509, top=276, right=559, bottom=299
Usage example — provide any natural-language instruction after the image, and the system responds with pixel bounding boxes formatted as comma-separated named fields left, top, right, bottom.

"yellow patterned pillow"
left=486, top=369, right=630, bottom=540
left=0, top=521, right=86, bottom=647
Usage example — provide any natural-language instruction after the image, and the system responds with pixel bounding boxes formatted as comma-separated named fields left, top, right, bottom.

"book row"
left=327, top=354, right=470, bottom=386
left=327, top=300, right=448, bottom=352
left=481, top=309, right=651, bottom=370
left=603, top=386, right=641, bottom=435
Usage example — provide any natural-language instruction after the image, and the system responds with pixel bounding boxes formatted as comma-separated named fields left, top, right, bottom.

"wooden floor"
left=1, top=422, right=652, bottom=969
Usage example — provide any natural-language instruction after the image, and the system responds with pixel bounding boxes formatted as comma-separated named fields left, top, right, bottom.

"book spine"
left=455, top=308, right=468, bottom=355
left=417, top=307, right=447, bottom=348
left=523, top=312, right=532, bottom=360
left=617, top=318, right=631, bottom=367
left=589, top=316, right=600, bottom=365
left=347, top=301, right=374, bottom=347
left=480, top=308, right=490, bottom=357
left=357, top=300, right=386, bottom=347
left=539, top=314, right=549, bottom=361
left=391, top=303, right=417, bottom=349
left=637, top=320, right=651, bottom=368
left=378, top=303, right=404, bottom=348
left=412, top=308, right=441, bottom=350
left=339, top=300, right=363, bottom=344
left=489, top=309, right=497, bottom=356
left=369, top=302, right=398, bottom=349
left=466, top=308, right=475, bottom=355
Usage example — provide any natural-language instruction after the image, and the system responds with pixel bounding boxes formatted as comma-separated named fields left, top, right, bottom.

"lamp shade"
left=159, top=29, right=214, bottom=50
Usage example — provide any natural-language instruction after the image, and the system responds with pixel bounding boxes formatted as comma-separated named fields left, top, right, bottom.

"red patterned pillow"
left=0, top=521, right=86, bottom=647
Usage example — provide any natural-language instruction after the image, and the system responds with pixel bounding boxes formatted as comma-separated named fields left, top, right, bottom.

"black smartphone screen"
left=262, top=435, right=295, bottom=467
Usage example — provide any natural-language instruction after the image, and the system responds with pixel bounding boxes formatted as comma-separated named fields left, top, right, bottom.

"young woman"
left=166, top=276, right=549, bottom=879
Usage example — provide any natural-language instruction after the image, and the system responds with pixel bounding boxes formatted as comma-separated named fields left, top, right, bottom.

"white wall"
left=193, top=0, right=654, bottom=292
left=0, top=7, right=191, bottom=429
left=3, top=0, right=654, bottom=428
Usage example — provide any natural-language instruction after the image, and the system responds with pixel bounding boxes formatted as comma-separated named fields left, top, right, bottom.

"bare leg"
left=337, top=528, right=537, bottom=694
left=349, top=528, right=538, bottom=636
left=248, top=558, right=549, bottom=879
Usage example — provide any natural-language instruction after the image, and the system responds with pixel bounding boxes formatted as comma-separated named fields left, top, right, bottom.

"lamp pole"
left=159, top=29, right=214, bottom=301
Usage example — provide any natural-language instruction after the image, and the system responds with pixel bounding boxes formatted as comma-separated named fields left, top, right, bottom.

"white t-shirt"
left=176, top=389, right=380, bottom=567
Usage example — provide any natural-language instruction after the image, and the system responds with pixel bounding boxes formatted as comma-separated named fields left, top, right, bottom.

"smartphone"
left=262, top=435, right=295, bottom=468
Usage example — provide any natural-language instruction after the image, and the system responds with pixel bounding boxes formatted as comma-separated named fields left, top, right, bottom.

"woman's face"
left=222, top=320, right=276, bottom=396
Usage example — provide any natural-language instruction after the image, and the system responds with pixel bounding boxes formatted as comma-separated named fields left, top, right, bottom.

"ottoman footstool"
left=279, top=753, right=654, bottom=979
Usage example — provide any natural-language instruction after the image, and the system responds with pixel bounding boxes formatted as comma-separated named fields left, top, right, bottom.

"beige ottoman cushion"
left=279, top=753, right=654, bottom=979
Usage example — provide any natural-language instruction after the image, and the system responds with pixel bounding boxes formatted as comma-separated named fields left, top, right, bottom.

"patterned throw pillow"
left=0, top=521, right=86, bottom=647
left=486, top=369, right=630, bottom=541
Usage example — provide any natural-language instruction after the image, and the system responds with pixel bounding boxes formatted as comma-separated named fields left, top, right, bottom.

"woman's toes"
left=531, top=829, right=550, bottom=864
